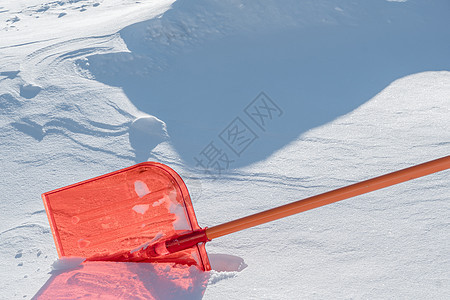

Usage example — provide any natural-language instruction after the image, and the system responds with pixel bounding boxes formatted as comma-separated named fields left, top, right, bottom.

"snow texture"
left=0, top=0, right=449, bottom=299
left=51, top=257, right=86, bottom=273
left=132, top=204, right=150, bottom=215
left=134, top=180, right=151, bottom=198
left=169, top=203, right=191, bottom=231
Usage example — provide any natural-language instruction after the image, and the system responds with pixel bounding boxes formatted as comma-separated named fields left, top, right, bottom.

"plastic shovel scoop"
left=42, top=162, right=211, bottom=270
left=42, top=156, right=450, bottom=271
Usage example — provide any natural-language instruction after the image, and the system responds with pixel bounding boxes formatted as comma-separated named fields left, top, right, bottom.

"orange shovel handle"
left=205, top=155, right=450, bottom=240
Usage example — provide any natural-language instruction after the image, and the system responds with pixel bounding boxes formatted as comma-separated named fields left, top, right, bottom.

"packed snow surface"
left=51, top=257, right=86, bottom=273
left=1, top=0, right=449, bottom=299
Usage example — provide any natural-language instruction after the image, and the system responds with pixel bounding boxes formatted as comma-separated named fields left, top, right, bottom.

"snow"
left=130, top=232, right=164, bottom=254
left=132, top=204, right=150, bottom=215
left=1, top=0, right=449, bottom=299
left=208, top=254, right=248, bottom=273
left=169, top=203, right=191, bottom=231
left=51, top=257, right=86, bottom=273
left=34, top=261, right=209, bottom=299
left=134, top=180, right=151, bottom=198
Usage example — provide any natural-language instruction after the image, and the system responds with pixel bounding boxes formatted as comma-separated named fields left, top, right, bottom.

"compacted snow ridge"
left=1, top=0, right=449, bottom=299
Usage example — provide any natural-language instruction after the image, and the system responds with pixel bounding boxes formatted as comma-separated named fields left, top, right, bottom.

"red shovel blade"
left=42, top=162, right=211, bottom=271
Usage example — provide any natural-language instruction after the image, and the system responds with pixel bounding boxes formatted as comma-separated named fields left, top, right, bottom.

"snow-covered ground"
left=1, top=0, right=449, bottom=299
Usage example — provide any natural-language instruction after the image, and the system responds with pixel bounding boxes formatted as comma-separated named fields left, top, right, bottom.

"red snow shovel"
left=42, top=156, right=450, bottom=271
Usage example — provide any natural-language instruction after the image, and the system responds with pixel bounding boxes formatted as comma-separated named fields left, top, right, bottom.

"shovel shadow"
left=84, top=0, right=450, bottom=166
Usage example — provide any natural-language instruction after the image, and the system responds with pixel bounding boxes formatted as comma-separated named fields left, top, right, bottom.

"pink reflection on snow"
left=33, top=261, right=209, bottom=300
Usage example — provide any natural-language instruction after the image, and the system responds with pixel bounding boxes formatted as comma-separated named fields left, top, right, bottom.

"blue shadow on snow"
left=86, top=0, right=450, bottom=168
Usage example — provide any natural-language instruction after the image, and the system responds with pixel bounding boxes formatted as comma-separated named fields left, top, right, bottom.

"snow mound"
left=129, top=115, right=169, bottom=162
